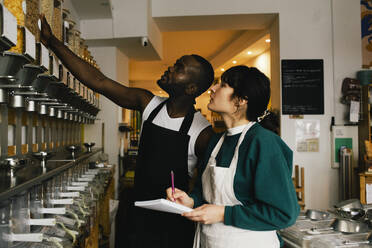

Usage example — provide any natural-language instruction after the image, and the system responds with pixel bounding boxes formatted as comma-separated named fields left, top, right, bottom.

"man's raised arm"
left=40, top=16, right=153, bottom=112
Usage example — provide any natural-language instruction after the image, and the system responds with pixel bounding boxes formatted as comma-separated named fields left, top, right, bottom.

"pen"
left=171, top=170, right=175, bottom=201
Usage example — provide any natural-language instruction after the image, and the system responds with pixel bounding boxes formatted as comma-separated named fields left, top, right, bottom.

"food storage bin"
left=25, top=0, right=40, bottom=41
left=52, top=0, right=62, bottom=41
left=4, top=0, right=25, bottom=54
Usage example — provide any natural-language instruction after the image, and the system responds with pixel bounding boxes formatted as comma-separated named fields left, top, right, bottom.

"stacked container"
left=4, top=0, right=25, bottom=54
left=25, top=0, right=40, bottom=41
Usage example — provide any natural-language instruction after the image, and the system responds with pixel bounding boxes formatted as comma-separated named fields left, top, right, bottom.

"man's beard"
left=157, top=79, right=188, bottom=97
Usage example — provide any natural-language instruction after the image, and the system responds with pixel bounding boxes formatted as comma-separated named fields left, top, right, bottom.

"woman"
left=166, top=65, right=299, bottom=248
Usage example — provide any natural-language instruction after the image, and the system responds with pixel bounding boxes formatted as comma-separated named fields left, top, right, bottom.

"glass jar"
left=4, top=0, right=25, bottom=26
left=52, top=0, right=62, bottom=41
left=78, top=38, right=85, bottom=59
left=62, top=9, right=71, bottom=44
left=40, top=0, right=53, bottom=27
left=4, top=0, right=25, bottom=54
left=25, top=0, right=40, bottom=41
left=67, top=29, right=80, bottom=55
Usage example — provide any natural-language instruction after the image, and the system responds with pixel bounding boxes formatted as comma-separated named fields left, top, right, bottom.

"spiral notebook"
left=134, top=198, right=193, bottom=214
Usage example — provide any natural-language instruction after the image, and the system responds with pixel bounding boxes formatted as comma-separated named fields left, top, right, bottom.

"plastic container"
left=52, top=0, right=62, bottom=41
left=4, top=0, right=25, bottom=54
left=25, top=0, right=40, bottom=41
left=67, top=29, right=80, bottom=55
left=3, top=0, right=25, bottom=25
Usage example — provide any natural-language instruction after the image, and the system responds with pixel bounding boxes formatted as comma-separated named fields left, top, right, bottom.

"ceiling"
left=70, top=1, right=275, bottom=93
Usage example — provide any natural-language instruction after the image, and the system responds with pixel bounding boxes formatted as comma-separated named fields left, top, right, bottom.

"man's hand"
left=182, top=204, right=225, bottom=224
left=39, top=15, right=53, bottom=47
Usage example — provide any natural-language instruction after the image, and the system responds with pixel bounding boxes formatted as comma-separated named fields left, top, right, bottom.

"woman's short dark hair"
left=221, top=65, right=279, bottom=133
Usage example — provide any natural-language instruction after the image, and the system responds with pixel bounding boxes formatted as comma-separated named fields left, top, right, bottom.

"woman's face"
left=207, top=81, right=237, bottom=114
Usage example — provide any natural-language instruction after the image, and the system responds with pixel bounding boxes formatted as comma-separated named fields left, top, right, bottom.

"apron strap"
left=179, top=106, right=195, bottom=135
left=147, top=99, right=168, bottom=122
left=147, top=98, right=195, bottom=135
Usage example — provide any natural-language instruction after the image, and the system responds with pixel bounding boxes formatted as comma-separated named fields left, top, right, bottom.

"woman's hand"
left=182, top=204, right=225, bottom=224
left=39, top=15, right=53, bottom=47
left=166, top=187, right=194, bottom=208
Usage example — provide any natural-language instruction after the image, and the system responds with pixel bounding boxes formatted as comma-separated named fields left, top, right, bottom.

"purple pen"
left=171, top=170, right=175, bottom=199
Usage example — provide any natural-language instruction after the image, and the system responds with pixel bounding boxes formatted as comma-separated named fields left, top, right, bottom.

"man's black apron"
left=134, top=100, right=195, bottom=248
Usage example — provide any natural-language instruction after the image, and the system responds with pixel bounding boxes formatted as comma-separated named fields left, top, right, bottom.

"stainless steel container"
left=9, top=94, right=24, bottom=108
left=0, top=88, right=8, bottom=103
left=48, top=106, right=55, bottom=117
left=38, top=104, right=47, bottom=115
left=25, top=98, right=36, bottom=112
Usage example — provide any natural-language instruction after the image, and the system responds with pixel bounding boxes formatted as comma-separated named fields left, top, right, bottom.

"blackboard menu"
left=281, top=59, right=324, bottom=115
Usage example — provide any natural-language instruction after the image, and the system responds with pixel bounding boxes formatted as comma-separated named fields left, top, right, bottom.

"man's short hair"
left=191, top=54, right=214, bottom=97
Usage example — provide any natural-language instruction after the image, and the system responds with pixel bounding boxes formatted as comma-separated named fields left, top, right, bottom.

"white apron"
left=193, top=123, right=280, bottom=248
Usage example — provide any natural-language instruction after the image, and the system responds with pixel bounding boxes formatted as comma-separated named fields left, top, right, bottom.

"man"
left=40, top=17, right=215, bottom=248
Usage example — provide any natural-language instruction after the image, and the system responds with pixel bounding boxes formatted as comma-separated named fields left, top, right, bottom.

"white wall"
left=246, top=50, right=271, bottom=78
left=150, top=0, right=362, bottom=210
left=84, top=46, right=120, bottom=165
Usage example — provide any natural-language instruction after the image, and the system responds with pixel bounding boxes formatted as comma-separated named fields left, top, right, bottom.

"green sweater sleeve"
left=224, top=133, right=300, bottom=231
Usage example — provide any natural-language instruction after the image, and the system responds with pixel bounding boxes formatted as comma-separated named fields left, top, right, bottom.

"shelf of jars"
left=0, top=0, right=101, bottom=128
left=0, top=1, right=113, bottom=247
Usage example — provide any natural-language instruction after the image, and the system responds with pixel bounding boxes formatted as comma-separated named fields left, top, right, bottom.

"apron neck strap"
left=147, top=99, right=195, bottom=135
left=179, top=106, right=195, bottom=135
left=147, top=99, right=167, bottom=122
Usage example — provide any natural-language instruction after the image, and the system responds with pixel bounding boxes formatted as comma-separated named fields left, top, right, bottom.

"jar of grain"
left=4, top=0, right=25, bottom=26
left=67, top=29, right=80, bottom=55
left=62, top=8, right=69, bottom=43
left=4, top=0, right=25, bottom=54
left=79, top=38, right=85, bottom=58
left=40, top=0, right=53, bottom=27
left=52, top=0, right=62, bottom=41
left=25, top=0, right=40, bottom=41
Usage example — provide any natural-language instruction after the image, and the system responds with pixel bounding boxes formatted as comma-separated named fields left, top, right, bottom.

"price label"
left=59, top=192, right=80, bottom=198
left=71, top=181, right=88, bottom=187
left=67, top=186, right=86, bottom=191
left=78, top=177, right=93, bottom=182
left=52, top=55, right=59, bottom=78
left=2, top=6, right=17, bottom=45
left=41, top=44, right=50, bottom=69
left=25, top=27, right=35, bottom=60
left=49, top=199, right=74, bottom=205
left=28, top=218, right=56, bottom=226
left=9, top=233, right=43, bottom=242
left=82, top=174, right=95, bottom=179
left=38, top=207, right=66, bottom=215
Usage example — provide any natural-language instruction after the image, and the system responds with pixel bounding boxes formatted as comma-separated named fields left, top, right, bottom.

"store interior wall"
left=73, top=0, right=362, bottom=210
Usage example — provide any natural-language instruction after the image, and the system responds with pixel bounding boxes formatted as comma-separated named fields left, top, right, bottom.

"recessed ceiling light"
left=247, top=51, right=252, bottom=55
left=232, top=61, right=237, bottom=64
left=158, top=91, right=162, bottom=93
left=265, top=39, right=271, bottom=43
left=221, top=68, right=225, bottom=71
left=207, top=90, right=211, bottom=94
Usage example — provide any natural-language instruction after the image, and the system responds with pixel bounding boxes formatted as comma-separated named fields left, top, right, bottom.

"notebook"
left=134, top=198, right=193, bottom=214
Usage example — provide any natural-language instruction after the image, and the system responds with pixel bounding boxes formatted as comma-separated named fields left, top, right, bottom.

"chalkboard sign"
left=281, top=59, right=324, bottom=115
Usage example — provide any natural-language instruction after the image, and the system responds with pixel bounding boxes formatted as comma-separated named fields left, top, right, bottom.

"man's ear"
left=185, top=83, right=198, bottom=96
